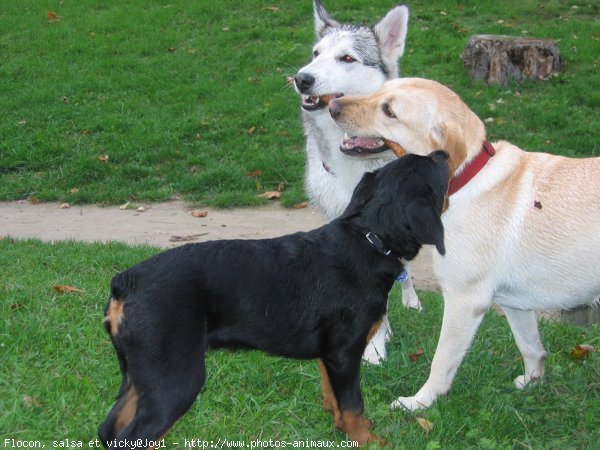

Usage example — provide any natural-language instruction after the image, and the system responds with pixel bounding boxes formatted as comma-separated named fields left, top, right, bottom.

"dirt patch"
left=0, top=200, right=439, bottom=292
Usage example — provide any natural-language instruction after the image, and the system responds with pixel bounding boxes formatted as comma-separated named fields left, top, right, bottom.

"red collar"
left=448, top=141, right=496, bottom=196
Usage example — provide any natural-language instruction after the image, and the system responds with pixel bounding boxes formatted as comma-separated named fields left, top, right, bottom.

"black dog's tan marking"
left=104, top=298, right=125, bottom=336
left=98, top=152, right=449, bottom=448
left=114, top=385, right=138, bottom=432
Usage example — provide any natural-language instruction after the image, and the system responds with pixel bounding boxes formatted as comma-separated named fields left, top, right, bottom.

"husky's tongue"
left=340, top=134, right=389, bottom=156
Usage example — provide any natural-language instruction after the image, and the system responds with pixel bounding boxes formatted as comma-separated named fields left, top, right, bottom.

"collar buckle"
left=366, top=232, right=395, bottom=258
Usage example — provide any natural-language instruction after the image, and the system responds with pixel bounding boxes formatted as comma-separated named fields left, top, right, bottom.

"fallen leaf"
left=191, top=210, right=208, bottom=218
left=259, top=191, right=281, bottom=200
left=98, top=155, right=109, bottom=162
left=60, top=203, right=70, bottom=209
left=137, top=206, right=146, bottom=212
left=245, top=169, right=263, bottom=177
left=29, top=197, right=40, bottom=205
left=22, top=395, right=42, bottom=408
left=277, top=182, right=286, bottom=192
left=52, top=285, right=84, bottom=294
left=246, top=126, right=256, bottom=135
left=119, top=202, right=131, bottom=210
left=293, top=201, right=309, bottom=209
left=10, top=303, right=25, bottom=312
left=264, top=6, right=279, bottom=12
left=416, top=417, right=434, bottom=434
left=70, top=188, right=79, bottom=194
left=168, top=47, right=176, bottom=52
left=409, top=348, right=425, bottom=362
left=47, top=11, right=62, bottom=22
left=80, top=129, right=93, bottom=135
left=571, top=344, right=596, bottom=360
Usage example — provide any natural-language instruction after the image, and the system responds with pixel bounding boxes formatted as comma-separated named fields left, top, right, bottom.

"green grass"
left=1, top=238, right=598, bottom=448
left=0, top=0, right=598, bottom=207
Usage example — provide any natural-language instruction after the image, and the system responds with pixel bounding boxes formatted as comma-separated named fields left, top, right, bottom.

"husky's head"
left=293, top=0, right=409, bottom=112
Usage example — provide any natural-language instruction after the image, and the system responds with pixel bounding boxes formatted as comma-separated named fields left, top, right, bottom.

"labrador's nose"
left=329, top=99, right=342, bottom=119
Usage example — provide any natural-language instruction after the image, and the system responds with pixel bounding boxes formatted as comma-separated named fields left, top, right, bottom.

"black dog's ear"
left=340, top=171, right=376, bottom=218
left=406, top=200, right=446, bottom=255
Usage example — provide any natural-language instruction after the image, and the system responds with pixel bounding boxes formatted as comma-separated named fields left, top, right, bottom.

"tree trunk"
left=461, top=34, right=562, bottom=85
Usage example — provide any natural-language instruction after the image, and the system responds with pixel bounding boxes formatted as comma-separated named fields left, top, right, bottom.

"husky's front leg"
left=362, top=314, right=391, bottom=364
left=391, top=289, right=491, bottom=410
left=399, top=262, right=421, bottom=311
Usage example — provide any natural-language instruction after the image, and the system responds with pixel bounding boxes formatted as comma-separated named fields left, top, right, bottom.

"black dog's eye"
left=313, top=50, right=319, bottom=59
left=382, top=103, right=396, bottom=118
left=340, top=55, right=356, bottom=63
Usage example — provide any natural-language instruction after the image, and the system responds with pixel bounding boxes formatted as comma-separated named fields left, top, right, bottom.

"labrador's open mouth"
left=340, top=134, right=389, bottom=156
left=340, top=134, right=406, bottom=158
left=301, top=93, right=343, bottom=111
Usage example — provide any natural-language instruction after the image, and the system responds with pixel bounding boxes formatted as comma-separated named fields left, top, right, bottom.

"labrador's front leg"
left=392, top=288, right=492, bottom=411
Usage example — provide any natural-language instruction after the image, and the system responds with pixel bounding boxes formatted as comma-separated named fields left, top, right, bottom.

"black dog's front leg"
left=320, top=354, right=384, bottom=446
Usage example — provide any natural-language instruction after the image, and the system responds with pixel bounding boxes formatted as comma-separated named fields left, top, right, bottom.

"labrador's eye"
left=313, top=50, right=319, bottom=59
left=340, top=55, right=356, bottom=63
left=382, top=102, right=396, bottom=118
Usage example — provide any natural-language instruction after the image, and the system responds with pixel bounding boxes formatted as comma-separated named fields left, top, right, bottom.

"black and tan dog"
left=99, top=152, right=449, bottom=447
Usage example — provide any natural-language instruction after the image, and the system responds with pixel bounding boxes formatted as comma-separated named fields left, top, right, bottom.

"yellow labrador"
left=329, top=77, right=600, bottom=410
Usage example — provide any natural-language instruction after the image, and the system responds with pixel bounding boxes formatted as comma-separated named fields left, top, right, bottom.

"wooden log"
left=461, top=34, right=562, bottom=85
left=561, top=305, right=600, bottom=326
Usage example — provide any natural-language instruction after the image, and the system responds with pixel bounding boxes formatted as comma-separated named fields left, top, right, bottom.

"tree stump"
left=461, top=35, right=562, bottom=85
left=561, top=305, right=600, bottom=326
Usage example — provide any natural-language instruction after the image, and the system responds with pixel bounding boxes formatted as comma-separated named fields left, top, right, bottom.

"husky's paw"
left=390, top=393, right=434, bottom=411
left=514, top=374, right=541, bottom=389
left=401, top=290, right=422, bottom=311
left=362, top=341, right=386, bottom=365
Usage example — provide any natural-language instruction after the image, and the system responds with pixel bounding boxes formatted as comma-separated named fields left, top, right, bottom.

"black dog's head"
left=341, top=150, right=449, bottom=258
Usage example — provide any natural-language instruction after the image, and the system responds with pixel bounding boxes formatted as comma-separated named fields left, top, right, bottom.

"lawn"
left=0, top=0, right=598, bottom=207
left=1, top=238, right=598, bottom=448
left=1, top=1, right=599, bottom=448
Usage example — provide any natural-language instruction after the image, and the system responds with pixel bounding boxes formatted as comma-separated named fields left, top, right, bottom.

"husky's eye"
left=340, top=55, right=356, bottom=63
left=382, top=102, right=396, bottom=119
left=312, top=50, right=319, bottom=59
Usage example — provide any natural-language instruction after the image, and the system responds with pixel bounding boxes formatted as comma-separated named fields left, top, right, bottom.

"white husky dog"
left=292, top=1, right=413, bottom=364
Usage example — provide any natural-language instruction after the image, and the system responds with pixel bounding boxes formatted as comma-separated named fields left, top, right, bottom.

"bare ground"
left=0, top=200, right=439, bottom=292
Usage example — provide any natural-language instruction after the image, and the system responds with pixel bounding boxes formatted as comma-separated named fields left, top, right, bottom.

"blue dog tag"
left=395, top=270, right=408, bottom=283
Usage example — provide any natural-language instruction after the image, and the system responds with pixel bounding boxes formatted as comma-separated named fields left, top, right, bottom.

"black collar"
left=365, top=231, right=401, bottom=259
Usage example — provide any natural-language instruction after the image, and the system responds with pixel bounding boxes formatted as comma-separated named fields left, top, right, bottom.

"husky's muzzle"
left=293, top=72, right=343, bottom=111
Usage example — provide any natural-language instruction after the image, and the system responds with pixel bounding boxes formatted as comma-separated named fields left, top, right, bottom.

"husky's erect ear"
left=313, top=0, right=339, bottom=37
left=406, top=199, right=446, bottom=255
left=340, top=171, right=377, bottom=218
left=373, top=5, right=409, bottom=78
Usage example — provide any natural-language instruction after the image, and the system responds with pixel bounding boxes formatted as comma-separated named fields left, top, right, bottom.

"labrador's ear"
left=406, top=199, right=445, bottom=255
left=432, top=121, right=467, bottom=174
left=313, top=0, right=339, bottom=37
left=340, top=171, right=377, bottom=218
